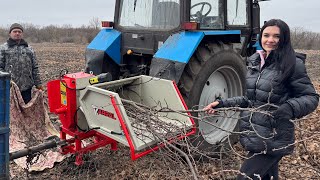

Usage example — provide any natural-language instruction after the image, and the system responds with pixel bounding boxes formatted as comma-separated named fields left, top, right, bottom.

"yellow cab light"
left=127, top=49, right=133, bottom=55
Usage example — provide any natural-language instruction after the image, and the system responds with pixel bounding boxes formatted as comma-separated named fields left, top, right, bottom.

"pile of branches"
left=121, top=98, right=276, bottom=179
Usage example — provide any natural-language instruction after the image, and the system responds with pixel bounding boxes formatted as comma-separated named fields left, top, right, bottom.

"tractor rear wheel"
left=178, top=43, right=246, bottom=152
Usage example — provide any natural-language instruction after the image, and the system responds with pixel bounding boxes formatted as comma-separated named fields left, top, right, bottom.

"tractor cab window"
left=119, top=0, right=180, bottom=30
left=227, top=0, right=248, bottom=25
left=190, top=0, right=224, bottom=29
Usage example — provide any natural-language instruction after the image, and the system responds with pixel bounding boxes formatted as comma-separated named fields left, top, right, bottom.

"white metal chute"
left=78, top=75, right=194, bottom=151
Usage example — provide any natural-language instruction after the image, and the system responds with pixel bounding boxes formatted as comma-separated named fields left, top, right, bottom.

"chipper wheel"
left=178, top=43, right=246, bottom=153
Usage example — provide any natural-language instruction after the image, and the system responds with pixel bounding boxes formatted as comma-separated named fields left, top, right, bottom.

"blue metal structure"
left=0, top=71, right=10, bottom=179
left=87, top=29, right=121, bottom=64
left=155, top=30, right=241, bottom=63
left=87, top=30, right=241, bottom=65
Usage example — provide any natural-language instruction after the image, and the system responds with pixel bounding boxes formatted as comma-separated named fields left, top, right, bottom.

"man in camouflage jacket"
left=0, top=23, right=43, bottom=103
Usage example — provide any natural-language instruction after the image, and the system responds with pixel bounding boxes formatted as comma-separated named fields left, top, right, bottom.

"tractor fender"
left=85, top=29, right=121, bottom=75
left=150, top=30, right=241, bottom=82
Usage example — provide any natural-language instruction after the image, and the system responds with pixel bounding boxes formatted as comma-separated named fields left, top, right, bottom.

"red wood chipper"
left=42, top=71, right=195, bottom=165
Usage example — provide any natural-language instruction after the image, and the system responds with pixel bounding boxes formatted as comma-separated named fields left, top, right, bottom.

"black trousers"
left=237, top=152, right=283, bottom=180
left=21, top=88, right=32, bottom=104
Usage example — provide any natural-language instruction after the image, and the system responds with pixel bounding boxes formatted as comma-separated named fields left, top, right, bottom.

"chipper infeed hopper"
left=46, top=72, right=195, bottom=164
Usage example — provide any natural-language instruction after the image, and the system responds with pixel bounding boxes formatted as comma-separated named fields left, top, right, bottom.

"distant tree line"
left=1, top=21, right=320, bottom=50
left=0, top=18, right=101, bottom=44
left=291, top=27, right=320, bottom=50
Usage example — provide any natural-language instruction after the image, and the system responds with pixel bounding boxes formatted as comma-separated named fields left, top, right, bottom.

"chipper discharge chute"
left=45, top=72, right=195, bottom=165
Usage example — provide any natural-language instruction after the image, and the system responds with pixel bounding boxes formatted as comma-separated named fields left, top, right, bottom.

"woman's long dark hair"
left=259, top=19, right=296, bottom=83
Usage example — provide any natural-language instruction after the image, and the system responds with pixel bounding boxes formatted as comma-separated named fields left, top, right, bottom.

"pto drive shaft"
left=9, top=136, right=68, bottom=161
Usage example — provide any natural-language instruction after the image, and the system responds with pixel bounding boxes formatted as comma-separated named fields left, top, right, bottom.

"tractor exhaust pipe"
left=252, top=0, right=261, bottom=34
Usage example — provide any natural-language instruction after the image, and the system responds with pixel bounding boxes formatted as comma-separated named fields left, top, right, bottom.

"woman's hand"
left=272, top=103, right=294, bottom=120
left=203, top=101, right=220, bottom=114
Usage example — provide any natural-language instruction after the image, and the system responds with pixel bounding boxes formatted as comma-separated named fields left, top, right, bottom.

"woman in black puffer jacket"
left=204, top=19, right=319, bottom=180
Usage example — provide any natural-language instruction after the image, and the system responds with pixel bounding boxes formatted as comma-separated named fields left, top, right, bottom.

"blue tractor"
left=85, top=0, right=263, bottom=150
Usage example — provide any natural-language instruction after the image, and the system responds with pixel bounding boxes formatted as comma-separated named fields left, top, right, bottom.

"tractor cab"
left=111, top=0, right=259, bottom=57
left=116, top=0, right=250, bottom=30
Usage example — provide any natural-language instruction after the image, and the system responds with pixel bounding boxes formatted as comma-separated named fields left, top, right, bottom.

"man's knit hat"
left=9, top=23, right=23, bottom=33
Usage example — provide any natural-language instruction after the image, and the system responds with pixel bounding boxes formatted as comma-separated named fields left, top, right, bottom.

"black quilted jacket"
left=218, top=52, right=319, bottom=155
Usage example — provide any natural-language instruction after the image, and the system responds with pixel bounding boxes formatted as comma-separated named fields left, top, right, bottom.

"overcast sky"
left=1, top=0, right=319, bottom=32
